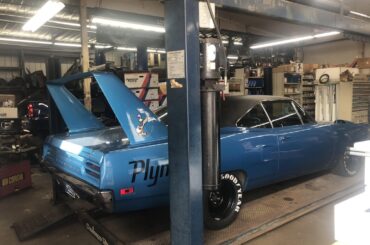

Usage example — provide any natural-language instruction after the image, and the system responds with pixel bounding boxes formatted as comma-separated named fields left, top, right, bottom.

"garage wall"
left=302, top=40, right=370, bottom=65
left=0, top=55, right=20, bottom=81
left=24, top=57, right=47, bottom=74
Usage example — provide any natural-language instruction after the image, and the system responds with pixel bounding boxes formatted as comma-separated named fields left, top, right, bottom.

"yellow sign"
left=1, top=173, right=24, bottom=187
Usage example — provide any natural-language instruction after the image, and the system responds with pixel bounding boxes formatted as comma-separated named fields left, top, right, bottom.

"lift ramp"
left=12, top=198, right=124, bottom=245
left=132, top=172, right=363, bottom=244
left=10, top=172, right=363, bottom=245
left=12, top=203, right=74, bottom=241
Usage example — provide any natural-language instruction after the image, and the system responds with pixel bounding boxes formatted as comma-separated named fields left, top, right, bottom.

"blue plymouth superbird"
left=43, top=72, right=369, bottom=229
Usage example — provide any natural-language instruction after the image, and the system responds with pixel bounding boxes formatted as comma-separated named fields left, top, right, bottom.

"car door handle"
left=279, top=136, right=290, bottom=142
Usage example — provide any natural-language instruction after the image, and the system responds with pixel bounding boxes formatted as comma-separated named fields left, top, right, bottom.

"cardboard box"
left=124, top=73, right=159, bottom=88
left=0, top=94, right=16, bottom=107
left=0, top=107, right=18, bottom=119
left=357, top=58, right=370, bottom=69
left=131, top=88, right=159, bottom=100
left=303, top=64, right=319, bottom=73
left=0, top=160, right=32, bottom=198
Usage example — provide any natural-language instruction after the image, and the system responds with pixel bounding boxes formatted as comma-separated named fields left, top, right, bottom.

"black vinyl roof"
left=220, top=95, right=288, bottom=127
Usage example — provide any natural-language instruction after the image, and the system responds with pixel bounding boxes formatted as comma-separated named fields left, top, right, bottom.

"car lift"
left=12, top=170, right=363, bottom=245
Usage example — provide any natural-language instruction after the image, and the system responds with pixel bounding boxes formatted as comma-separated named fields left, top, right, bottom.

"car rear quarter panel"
left=101, top=142, right=169, bottom=212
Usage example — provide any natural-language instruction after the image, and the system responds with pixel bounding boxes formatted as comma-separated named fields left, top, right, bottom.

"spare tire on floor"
left=204, top=173, right=243, bottom=230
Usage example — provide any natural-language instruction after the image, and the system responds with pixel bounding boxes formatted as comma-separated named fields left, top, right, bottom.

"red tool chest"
left=0, top=160, right=31, bottom=198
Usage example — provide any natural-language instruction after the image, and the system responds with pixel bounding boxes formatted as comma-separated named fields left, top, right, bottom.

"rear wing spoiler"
left=47, top=72, right=167, bottom=145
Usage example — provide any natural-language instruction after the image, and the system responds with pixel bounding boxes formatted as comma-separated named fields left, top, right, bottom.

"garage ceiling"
left=0, top=0, right=368, bottom=49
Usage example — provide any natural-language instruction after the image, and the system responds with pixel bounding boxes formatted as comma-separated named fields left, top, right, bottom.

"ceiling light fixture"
left=250, top=31, right=341, bottom=49
left=350, top=11, right=370, bottom=19
left=147, top=48, right=166, bottom=53
left=222, top=40, right=229, bottom=44
left=54, top=42, right=82, bottom=47
left=95, top=44, right=112, bottom=49
left=92, top=17, right=165, bottom=33
left=23, top=0, right=65, bottom=32
left=117, top=47, right=137, bottom=51
left=0, top=37, right=52, bottom=45
left=227, top=55, right=238, bottom=60
left=233, top=41, right=243, bottom=46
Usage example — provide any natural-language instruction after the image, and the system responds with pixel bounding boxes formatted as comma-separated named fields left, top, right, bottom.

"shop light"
left=350, top=10, right=370, bottom=19
left=250, top=31, right=341, bottom=49
left=234, top=41, right=243, bottom=46
left=147, top=48, right=166, bottom=54
left=0, top=37, right=52, bottom=45
left=227, top=55, right=238, bottom=60
left=54, top=42, right=81, bottom=47
left=313, top=31, right=341, bottom=38
left=92, top=17, right=165, bottom=33
left=222, top=40, right=229, bottom=44
left=95, top=44, right=112, bottom=49
left=23, top=0, right=65, bottom=32
left=117, top=46, right=137, bottom=51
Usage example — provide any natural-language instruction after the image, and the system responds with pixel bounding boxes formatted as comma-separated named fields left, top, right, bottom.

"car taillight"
left=27, top=103, right=34, bottom=118
left=120, top=187, right=134, bottom=196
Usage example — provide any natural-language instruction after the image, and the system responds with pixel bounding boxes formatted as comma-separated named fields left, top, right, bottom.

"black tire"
left=333, top=151, right=363, bottom=176
left=204, top=173, right=243, bottom=230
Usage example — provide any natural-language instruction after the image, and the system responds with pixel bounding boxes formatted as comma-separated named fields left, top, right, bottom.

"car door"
left=234, top=104, right=279, bottom=188
left=262, top=100, right=333, bottom=181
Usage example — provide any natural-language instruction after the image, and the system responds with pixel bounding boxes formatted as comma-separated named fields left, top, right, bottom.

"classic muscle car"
left=43, top=72, right=369, bottom=229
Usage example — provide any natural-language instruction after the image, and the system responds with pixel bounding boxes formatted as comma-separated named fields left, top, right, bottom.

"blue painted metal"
left=43, top=72, right=369, bottom=231
left=43, top=101, right=369, bottom=210
left=137, top=45, right=148, bottom=71
left=164, top=0, right=203, bottom=243
left=211, top=0, right=370, bottom=36
left=47, top=84, right=104, bottom=134
left=47, top=72, right=167, bottom=144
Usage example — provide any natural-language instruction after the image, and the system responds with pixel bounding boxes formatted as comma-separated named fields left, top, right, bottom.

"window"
left=237, top=104, right=271, bottom=128
left=293, top=102, right=315, bottom=124
left=262, top=101, right=302, bottom=127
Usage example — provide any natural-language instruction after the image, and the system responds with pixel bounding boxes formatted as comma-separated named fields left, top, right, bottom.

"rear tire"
left=333, top=151, right=363, bottom=176
left=204, top=173, right=243, bottom=230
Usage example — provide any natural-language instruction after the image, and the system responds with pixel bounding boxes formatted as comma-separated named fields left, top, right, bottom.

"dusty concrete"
left=0, top=167, right=360, bottom=245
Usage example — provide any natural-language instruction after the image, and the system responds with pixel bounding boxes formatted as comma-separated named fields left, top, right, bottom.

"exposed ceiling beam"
left=211, top=0, right=370, bottom=37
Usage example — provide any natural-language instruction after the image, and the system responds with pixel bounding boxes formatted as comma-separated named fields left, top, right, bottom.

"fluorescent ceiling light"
left=95, top=44, right=112, bottom=49
left=117, top=47, right=137, bottom=51
left=313, top=31, right=341, bottom=38
left=350, top=10, right=370, bottom=19
left=234, top=41, right=243, bottom=46
left=222, top=40, right=229, bottom=44
left=250, top=36, right=314, bottom=49
left=250, top=31, right=341, bottom=49
left=54, top=42, right=81, bottom=47
left=23, top=0, right=65, bottom=32
left=147, top=48, right=166, bottom=54
left=227, top=55, right=238, bottom=60
left=92, top=17, right=165, bottom=33
left=0, top=37, right=52, bottom=45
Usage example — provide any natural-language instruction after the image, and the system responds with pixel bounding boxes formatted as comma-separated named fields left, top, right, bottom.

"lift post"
left=164, top=0, right=204, bottom=244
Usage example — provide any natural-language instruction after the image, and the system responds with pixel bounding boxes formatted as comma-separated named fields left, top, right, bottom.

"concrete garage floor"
left=0, top=167, right=361, bottom=245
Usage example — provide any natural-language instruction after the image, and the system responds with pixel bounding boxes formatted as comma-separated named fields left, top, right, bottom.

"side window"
left=237, top=104, right=271, bottom=128
left=294, top=102, right=314, bottom=124
left=262, top=101, right=302, bottom=127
